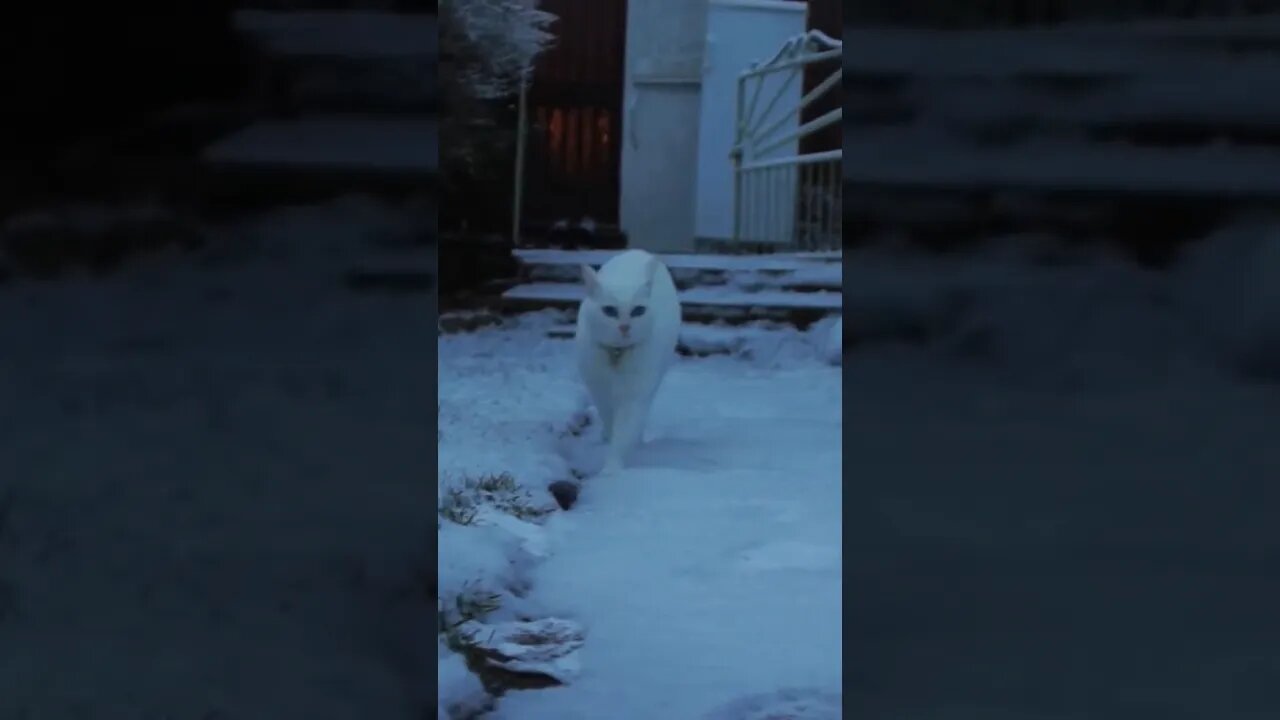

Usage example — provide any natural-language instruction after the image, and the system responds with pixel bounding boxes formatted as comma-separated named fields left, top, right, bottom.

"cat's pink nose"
left=619, top=324, right=631, bottom=335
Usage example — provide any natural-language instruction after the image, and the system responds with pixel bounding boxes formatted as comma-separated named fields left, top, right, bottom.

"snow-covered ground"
left=0, top=196, right=435, bottom=718
left=438, top=313, right=842, bottom=719
left=437, top=313, right=583, bottom=718
left=442, top=218, right=1280, bottom=717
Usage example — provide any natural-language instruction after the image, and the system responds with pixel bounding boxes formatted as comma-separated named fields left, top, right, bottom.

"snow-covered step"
left=544, top=321, right=806, bottom=357
left=515, top=249, right=842, bottom=292
left=203, top=114, right=437, bottom=177
left=503, top=283, right=842, bottom=312
left=518, top=257, right=841, bottom=293
left=545, top=321, right=750, bottom=342
left=526, top=264, right=842, bottom=292
left=513, top=248, right=840, bottom=272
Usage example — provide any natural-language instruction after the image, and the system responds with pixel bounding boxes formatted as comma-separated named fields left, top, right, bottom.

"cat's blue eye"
left=631, top=306, right=646, bottom=317
left=602, top=305, right=618, bottom=317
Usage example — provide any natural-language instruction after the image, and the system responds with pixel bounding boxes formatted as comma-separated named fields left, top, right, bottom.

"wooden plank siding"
left=523, top=0, right=628, bottom=229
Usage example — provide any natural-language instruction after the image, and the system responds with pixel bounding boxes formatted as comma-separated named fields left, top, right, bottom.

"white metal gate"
left=731, top=29, right=842, bottom=251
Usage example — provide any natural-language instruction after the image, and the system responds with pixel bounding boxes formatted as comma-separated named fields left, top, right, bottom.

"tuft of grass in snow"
left=440, top=582, right=503, bottom=675
left=440, top=487, right=480, bottom=526
left=440, top=583, right=569, bottom=696
left=439, top=472, right=553, bottom=526
left=436, top=472, right=566, bottom=701
left=441, top=581, right=505, bottom=641
left=439, top=583, right=508, bottom=711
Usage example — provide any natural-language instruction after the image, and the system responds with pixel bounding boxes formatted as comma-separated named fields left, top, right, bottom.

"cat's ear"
left=580, top=264, right=602, bottom=300
left=645, top=256, right=660, bottom=281
left=638, top=257, right=659, bottom=296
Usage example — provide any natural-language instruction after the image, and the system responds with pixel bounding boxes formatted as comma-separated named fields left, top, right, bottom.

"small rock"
left=548, top=481, right=579, bottom=510
left=456, top=617, right=586, bottom=685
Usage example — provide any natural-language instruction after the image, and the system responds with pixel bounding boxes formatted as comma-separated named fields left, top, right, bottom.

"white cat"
left=574, top=249, right=682, bottom=474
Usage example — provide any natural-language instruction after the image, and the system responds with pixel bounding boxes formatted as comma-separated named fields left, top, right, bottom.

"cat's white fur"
left=574, top=249, right=682, bottom=474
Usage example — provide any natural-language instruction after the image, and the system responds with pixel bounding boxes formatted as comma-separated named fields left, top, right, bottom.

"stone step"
left=502, top=283, right=841, bottom=327
left=543, top=321, right=806, bottom=358
left=523, top=260, right=841, bottom=293
left=514, top=250, right=842, bottom=298
left=513, top=248, right=841, bottom=272
left=505, top=283, right=842, bottom=310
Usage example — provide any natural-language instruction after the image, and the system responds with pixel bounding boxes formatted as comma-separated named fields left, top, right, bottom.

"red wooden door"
left=523, top=0, right=627, bottom=231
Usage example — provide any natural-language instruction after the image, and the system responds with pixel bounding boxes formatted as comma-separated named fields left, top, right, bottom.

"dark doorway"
left=521, top=0, right=627, bottom=233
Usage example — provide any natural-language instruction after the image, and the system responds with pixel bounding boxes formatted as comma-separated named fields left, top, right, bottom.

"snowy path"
left=494, top=355, right=843, bottom=719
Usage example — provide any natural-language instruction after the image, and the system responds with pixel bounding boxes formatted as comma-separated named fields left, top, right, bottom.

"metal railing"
left=731, top=30, right=842, bottom=252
